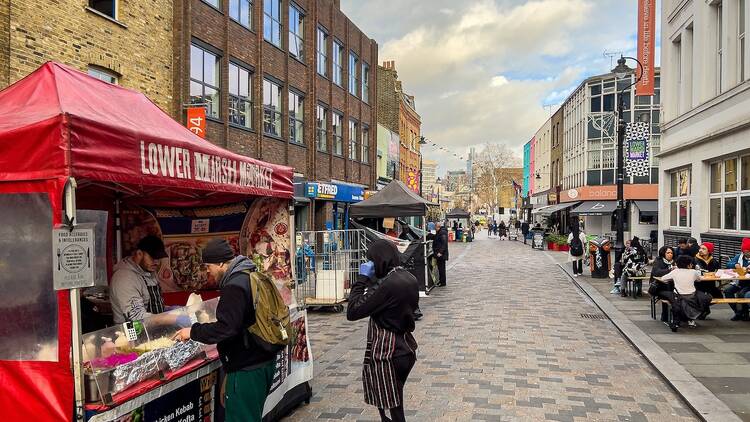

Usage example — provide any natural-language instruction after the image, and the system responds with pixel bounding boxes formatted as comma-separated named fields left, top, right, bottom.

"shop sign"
left=547, top=192, right=558, bottom=203
left=190, top=219, right=210, bottom=234
left=186, top=107, right=206, bottom=138
left=304, top=182, right=364, bottom=203
left=53, top=224, right=95, bottom=290
left=560, top=184, right=658, bottom=202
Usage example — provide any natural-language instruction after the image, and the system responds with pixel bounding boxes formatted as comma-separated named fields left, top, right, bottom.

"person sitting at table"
left=724, top=237, right=750, bottom=321
left=649, top=246, right=676, bottom=322
left=616, top=237, right=647, bottom=296
left=660, top=255, right=712, bottom=328
left=694, top=242, right=722, bottom=298
left=674, top=238, right=690, bottom=259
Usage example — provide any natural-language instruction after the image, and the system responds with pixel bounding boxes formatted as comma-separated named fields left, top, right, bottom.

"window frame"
left=263, top=0, right=282, bottom=48
left=348, top=51, right=359, bottom=96
left=361, top=62, right=370, bottom=103
left=229, top=0, right=252, bottom=29
left=88, top=66, right=118, bottom=84
left=228, top=61, right=253, bottom=130
left=289, top=4, right=304, bottom=60
left=332, top=110, right=343, bottom=156
left=361, top=124, right=370, bottom=163
left=316, top=103, right=328, bottom=152
left=669, top=167, right=692, bottom=229
left=89, top=0, right=117, bottom=19
left=289, top=89, right=304, bottom=145
left=348, top=118, right=358, bottom=160
left=262, top=78, right=283, bottom=137
left=332, top=40, right=344, bottom=86
left=190, top=43, right=221, bottom=119
left=316, top=26, right=328, bottom=77
left=709, top=154, right=750, bottom=233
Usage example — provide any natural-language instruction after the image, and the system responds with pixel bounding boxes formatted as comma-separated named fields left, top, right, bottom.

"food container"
left=704, top=272, right=716, bottom=278
left=84, top=370, right=113, bottom=403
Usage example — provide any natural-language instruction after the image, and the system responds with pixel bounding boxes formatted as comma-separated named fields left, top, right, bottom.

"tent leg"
left=422, top=217, right=428, bottom=295
left=115, top=196, right=122, bottom=261
left=64, top=180, right=85, bottom=421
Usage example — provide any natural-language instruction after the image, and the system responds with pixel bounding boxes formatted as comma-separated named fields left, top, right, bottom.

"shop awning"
left=0, top=62, right=294, bottom=206
left=571, top=201, right=618, bottom=216
left=531, top=205, right=554, bottom=215
left=635, top=200, right=658, bottom=215
left=536, top=201, right=581, bottom=216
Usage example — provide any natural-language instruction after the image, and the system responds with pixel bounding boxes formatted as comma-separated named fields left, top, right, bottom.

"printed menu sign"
left=52, top=224, right=95, bottom=290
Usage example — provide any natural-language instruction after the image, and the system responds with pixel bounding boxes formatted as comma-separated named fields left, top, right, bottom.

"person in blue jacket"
left=723, top=237, right=750, bottom=321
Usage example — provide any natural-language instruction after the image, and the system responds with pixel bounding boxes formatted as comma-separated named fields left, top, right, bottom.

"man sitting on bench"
left=724, top=237, right=750, bottom=321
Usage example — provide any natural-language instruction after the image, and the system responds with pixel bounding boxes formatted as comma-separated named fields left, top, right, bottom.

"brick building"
left=173, top=0, right=378, bottom=231
left=0, top=0, right=175, bottom=114
left=377, top=60, right=421, bottom=193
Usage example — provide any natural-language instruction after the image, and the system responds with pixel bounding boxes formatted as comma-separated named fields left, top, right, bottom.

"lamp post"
left=419, top=136, right=427, bottom=197
left=611, top=55, right=644, bottom=281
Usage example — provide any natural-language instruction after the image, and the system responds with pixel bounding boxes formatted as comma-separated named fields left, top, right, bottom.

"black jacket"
left=521, top=222, right=530, bottom=235
left=190, top=256, right=277, bottom=372
left=650, top=258, right=675, bottom=294
left=347, top=240, right=419, bottom=357
left=432, top=227, right=449, bottom=260
left=694, top=255, right=720, bottom=273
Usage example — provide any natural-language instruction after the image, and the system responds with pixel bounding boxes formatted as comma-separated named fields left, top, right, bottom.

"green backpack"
left=243, top=270, right=291, bottom=352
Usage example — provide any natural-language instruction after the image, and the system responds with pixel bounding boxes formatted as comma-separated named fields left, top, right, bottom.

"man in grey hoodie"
left=110, top=235, right=169, bottom=324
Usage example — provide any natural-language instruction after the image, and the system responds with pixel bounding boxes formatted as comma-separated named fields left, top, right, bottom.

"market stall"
left=349, top=180, right=435, bottom=291
left=445, top=208, right=471, bottom=241
left=0, top=62, right=312, bottom=421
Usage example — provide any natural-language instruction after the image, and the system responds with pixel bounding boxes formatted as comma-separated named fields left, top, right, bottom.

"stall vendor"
left=110, top=235, right=168, bottom=324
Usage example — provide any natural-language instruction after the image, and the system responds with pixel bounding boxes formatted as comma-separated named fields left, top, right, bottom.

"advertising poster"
left=625, top=122, right=650, bottom=178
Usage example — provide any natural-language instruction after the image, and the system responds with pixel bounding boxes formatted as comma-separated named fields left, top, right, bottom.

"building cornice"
left=658, top=117, right=750, bottom=157
left=666, top=0, right=693, bottom=24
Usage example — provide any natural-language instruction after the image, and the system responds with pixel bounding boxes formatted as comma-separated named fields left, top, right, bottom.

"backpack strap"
left=242, top=269, right=260, bottom=310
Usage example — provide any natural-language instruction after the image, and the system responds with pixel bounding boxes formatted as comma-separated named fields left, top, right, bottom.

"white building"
left=558, top=70, right=661, bottom=240
left=659, top=0, right=750, bottom=257
left=421, top=159, right=437, bottom=195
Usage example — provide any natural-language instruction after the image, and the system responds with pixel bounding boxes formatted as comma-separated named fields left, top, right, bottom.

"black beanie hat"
left=201, top=238, right=236, bottom=264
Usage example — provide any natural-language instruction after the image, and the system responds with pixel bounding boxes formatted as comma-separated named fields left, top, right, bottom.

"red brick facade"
left=173, top=0, right=377, bottom=188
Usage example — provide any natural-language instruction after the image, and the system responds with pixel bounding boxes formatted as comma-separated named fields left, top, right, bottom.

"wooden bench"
left=621, top=274, right=651, bottom=298
left=652, top=298, right=750, bottom=331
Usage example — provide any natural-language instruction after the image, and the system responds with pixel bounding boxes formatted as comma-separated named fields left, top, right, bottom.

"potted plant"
left=555, top=235, right=570, bottom=252
left=545, top=234, right=558, bottom=251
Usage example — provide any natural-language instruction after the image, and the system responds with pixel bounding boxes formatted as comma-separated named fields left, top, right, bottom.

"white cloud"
left=490, top=75, right=509, bottom=87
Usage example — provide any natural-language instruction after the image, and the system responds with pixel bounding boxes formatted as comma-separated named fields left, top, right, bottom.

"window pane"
left=205, top=87, right=219, bottom=118
left=590, top=84, right=601, bottom=96
left=603, top=94, right=615, bottom=112
left=742, top=156, right=750, bottom=190
left=742, top=196, right=750, bottom=230
left=204, top=52, right=217, bottom=86
left=590, top=96, right=601, bottom=112
left=239, top=68, right=249, bottom=97
left=711, top=162, right=722, bottom=193
left=264, top=15, right=272, bottom=40
left=679, top=169, right=690, bottom=196
left=670, top=201, right=678, bottom=226
left=725, top=197, right=738, bottom=229
left=229, top=64, right=238, bottom=96
left=241, top=0, right=250, bottom=27
left=90, top=0, right=115, bottom=18
left=679, top=201, right=688, bottom=227
left=190, top=45, right=202, bottom=80
left=710, top=198, right=722, bottom=229
left=726, top=158, right=738, bottom=192
left=190, top=81, right=203, bottom=104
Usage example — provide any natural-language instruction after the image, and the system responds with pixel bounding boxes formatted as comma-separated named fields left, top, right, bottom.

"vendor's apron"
left=144, top=275, right=165, bottom=314
left=361, top=319, right=416, bottom=409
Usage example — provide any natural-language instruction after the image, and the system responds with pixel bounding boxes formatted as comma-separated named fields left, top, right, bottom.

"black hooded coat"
left=347, top=240, right=420, bottom=357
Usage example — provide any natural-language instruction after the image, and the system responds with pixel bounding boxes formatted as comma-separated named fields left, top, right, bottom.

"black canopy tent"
left=446, top=208, right=470, bottom=219
left=349, top=180, right=436, bottom=292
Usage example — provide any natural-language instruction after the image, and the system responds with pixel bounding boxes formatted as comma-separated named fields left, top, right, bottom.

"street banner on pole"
left=637, top=0, right=656, bottom=96
left=625, top=122, right=650, bottom=177
left=186, top=107, right=206, bottom=138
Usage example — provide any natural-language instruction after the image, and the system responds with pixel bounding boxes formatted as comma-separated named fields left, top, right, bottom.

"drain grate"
left=580, top=313, right=607, bottom=320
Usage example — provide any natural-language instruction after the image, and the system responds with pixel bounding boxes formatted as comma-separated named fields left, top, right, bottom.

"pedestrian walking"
left=567, top=222, right=586, bottom=277
left=347, top=239, right=420, bottom=422
left=432, top=222, right=449, bottom=286
left=173, top=239, right=282, bottom=422
left=521, top=220, right=530, bottom=244
left=487, top=220, right=493, bottom=237
left=498, top=220, right=507, bottom=240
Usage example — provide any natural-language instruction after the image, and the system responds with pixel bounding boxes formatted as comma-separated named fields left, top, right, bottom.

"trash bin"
left=589, top=236, right=611, bottom=278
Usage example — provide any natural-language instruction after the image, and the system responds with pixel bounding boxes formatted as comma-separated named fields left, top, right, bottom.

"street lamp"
left=611, top=55, right=644, bottom=281
left=419, top=136, right=427, bottom=197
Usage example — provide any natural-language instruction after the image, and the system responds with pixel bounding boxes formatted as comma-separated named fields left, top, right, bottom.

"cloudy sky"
left=341, top=0, right=660, bottom=177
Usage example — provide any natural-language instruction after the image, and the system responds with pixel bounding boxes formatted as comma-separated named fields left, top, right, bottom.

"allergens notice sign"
left=53, top=225, right=95, bottom=290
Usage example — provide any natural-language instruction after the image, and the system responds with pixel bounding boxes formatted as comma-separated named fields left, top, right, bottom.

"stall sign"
left=53, top=224, right=95, bottom=290
left=304, top=182, right=364, bottom=203
left=186, top=107, right=206, bottom=139
left=190, top=219, right=210, bottom=234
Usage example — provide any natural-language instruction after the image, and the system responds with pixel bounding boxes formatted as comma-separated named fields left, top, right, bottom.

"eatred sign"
left=186, top=107, right=206, bottom=138
left=637, top=0, right=656, bottom=96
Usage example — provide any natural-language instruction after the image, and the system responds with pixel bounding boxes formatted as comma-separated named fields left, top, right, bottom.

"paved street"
left=285, top=234, right=697, bottom=421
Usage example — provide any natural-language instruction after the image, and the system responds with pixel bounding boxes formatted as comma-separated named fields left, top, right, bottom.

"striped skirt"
left=362, top=319, right=415, bottom=409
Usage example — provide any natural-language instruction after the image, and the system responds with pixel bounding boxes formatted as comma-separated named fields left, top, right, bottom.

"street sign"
left=186, top=107, right=206, bottom=138
left=53, top=225, right=95, bottom=290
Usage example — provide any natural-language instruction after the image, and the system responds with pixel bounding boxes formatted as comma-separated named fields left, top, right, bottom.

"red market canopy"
left=0, top=61, right=293, bottom=206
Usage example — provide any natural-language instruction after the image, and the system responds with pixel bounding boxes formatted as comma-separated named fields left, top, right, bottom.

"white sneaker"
left=610, top=287, right=621, bottom=294
left=688, top=320, right=697, bottom=328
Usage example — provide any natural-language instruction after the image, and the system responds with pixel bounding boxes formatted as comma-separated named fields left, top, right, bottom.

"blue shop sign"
left=305, top=182, right=364, bottom=203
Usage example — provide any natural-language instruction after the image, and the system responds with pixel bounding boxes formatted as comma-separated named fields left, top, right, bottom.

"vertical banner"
left=637, top=0, right=656, bottom=96
left=625, top=122, right=650, bottom=177
left=186, top=107, right=206, bottom=138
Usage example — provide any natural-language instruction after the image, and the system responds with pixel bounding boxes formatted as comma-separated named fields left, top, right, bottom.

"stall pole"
left=115, top=196, right=122, bottom=261
left=64, top=178, right=85, bottom=421
left=422, top=216, right=428, bottom=295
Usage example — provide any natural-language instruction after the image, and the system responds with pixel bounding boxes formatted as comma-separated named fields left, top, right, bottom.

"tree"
left=471, top=144, right=522, bottom=215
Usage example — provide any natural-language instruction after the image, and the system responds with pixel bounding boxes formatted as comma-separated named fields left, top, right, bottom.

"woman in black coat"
left=347, top=240, right=420, bottom=422
left=649, top=246, right=676, bottom=321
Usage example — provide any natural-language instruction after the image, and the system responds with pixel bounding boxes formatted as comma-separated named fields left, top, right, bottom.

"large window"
left=348, top=119, right=358, bottom=160
left=317, top=27, right=328, bottom=77
left=361, top=125, right=370, bottom=163
left=228, top=62, right=252, bottom=129
left=289, top=90, right=304, bottom=144
left=263, top=0, right=281, bottom=48
left=710, top=155, right=750, bottom=231
left=229, top=0, right=251, bottom=29
left=348, top=51, right=359, bottom=96
left=89, top=0, right=116, bottom=18
left=88, top=66, right=118, bottom=84
left=203, top=0, right=220, bottom=8
left=361, top=62, right=370, bottom=103
left=332, top=111, right=343, bottom=155
left=289, top=5, right=304, bottom=60
left=332, top=41, right=343, bottom=86
left=190, top=44, right=220, bottom=119
left=263, top=78, right=282, bottom=137
left=669, top=168, right=692, bottom=228
left=316, top=104, right=328, bottom=152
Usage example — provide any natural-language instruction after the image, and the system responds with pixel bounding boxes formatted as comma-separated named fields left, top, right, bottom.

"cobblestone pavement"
left=284, top=234, right=697, bottom=421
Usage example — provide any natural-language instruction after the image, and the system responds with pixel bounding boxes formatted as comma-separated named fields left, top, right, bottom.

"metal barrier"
left=294, top=229, right=367, bottom=311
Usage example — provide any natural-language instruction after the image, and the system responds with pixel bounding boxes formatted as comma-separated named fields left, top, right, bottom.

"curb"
left=556, top=262, right=741, bottom=422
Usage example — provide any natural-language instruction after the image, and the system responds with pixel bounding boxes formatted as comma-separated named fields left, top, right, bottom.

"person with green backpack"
left=173, top=238, right=290, bottom=422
